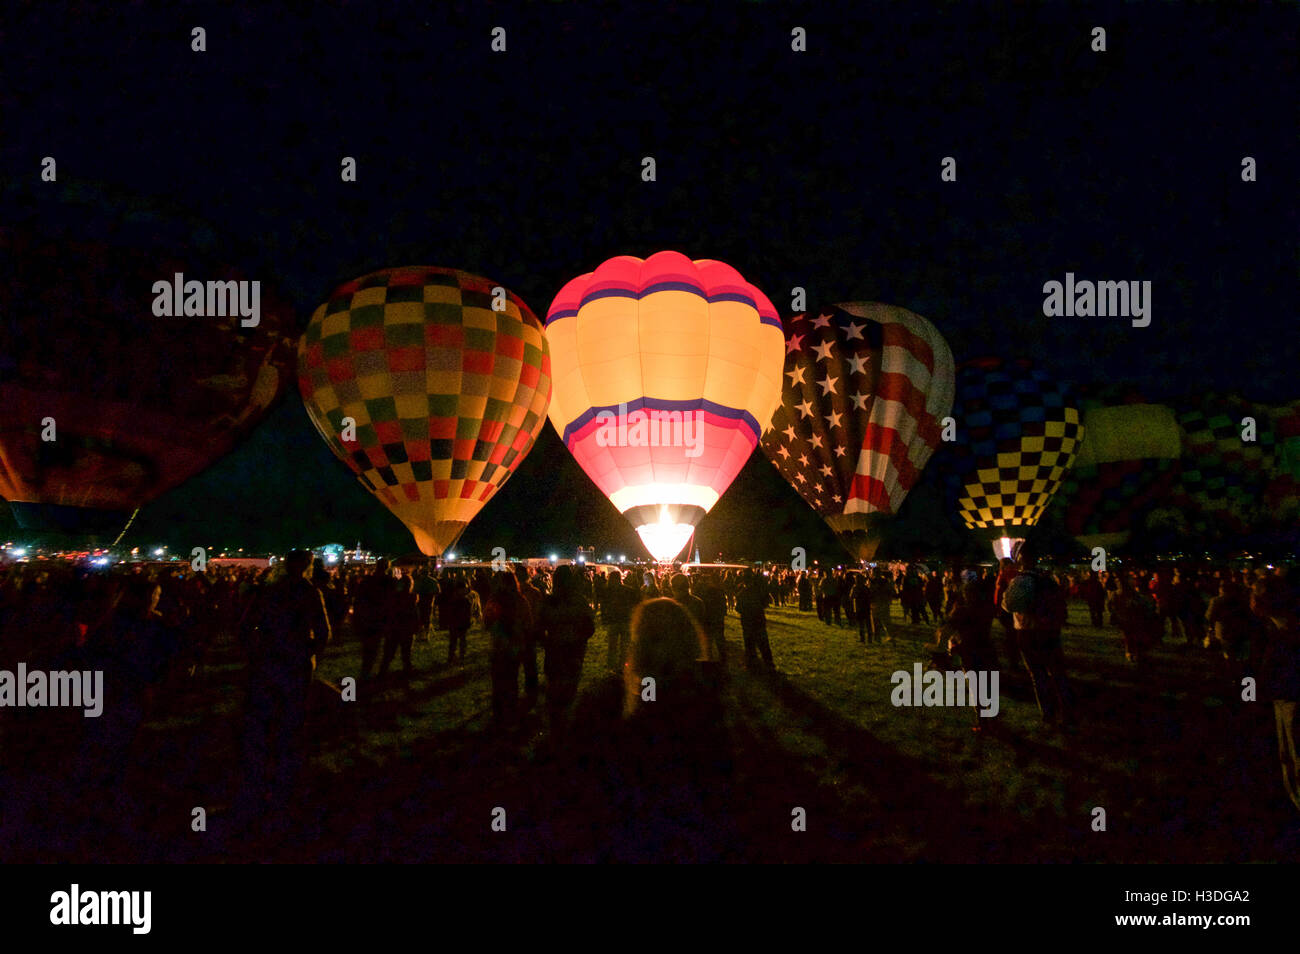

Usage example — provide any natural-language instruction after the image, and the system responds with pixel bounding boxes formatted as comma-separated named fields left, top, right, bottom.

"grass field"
left=4, top=601, right=1297, bottom=862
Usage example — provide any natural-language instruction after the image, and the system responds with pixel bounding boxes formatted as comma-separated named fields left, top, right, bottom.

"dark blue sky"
left=3, top=2, right=1295, bottom=559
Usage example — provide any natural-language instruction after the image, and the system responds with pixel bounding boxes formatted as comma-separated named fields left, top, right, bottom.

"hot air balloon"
left=544, top=251, right=784, bottom=562
left=1049, top=389, right=1183, bottom=551
left=759, top=303, right=955, bottom=560
left=0, top=181, right=295, bottom=535
left=1167, top=393, right=1278, bottom=540
left=942, top=357, right=1085, bottom=560
left=1266, top=399, right=1300, bottom=527
left=297, top=267, right=552, bottom=558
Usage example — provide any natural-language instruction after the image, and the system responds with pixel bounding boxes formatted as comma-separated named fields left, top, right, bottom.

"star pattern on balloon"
left=760, top=305, right=954, bottom=523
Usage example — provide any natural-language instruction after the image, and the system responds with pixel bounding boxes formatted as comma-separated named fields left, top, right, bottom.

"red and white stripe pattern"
left=761, top=303, right=955, bottom=523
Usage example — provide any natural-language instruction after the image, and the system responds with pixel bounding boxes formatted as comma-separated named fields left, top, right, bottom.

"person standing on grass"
left=1149, top=566, right=1184, bottom=646
left=1176, top=567, right=1206, bottom=650
left=850, top=572, right=872, bottom=644
left=1250, top=576, right=1300, bottom=811
left=442, top=577, right=473, bottom=665
left=1080, top=570, right=1106, bottom=628
left=938, top=580, right=999, bottom=730
left=797, top=571, right=813, bottom=612
left=378, top=571, right=420, bottom=681
left=993, top=557, right=1019, bottom=638
left=1002, top=558, right=1075, bottom=728
left=824, top=570, right=843, bottom=627
left=236, top=549, right=331, bottom=815
left=351, top=558, right=395, bottom=683
left=924, top=570, right=944, bottom=623
left=695, top=572, right=728, bottom=665
left=1110, top=573, right=1158, bottom=665
left=538, top=565, right=596, bottom=747
left=414, top=566, right=439, bottom=643
left=602, top=571, right=635, bottom=669
left=737, top=569, right=775, bottom=672
left=869, top=568, right=894, bottom=642
left=485, top=572, right=533, bottom=731
left=1207, top=577, right=1254, bottom=685
left=515, top=566, right=545, bottom=711
left=669, top=574, right=707, bottom=631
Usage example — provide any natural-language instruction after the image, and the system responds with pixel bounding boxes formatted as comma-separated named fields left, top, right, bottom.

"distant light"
left=577, top=555, right=586, bottom=563
left=93, top=557, right=109, bottom=566
left=154, top=548, right=164, bottom=557
left=326, top=553, right=339, bottom=564
left=447, top=552, right=456, bottom=561
left=619, top=555, right=626, bottom=562
left=549, top=554, right=558, bottom=562
left=12, top=547, right=27, bottom=558
left=606, top=554, right=613, bottom=561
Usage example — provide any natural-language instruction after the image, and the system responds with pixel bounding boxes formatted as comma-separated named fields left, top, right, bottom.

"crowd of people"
left=0, top=547, right=1297, bottom=845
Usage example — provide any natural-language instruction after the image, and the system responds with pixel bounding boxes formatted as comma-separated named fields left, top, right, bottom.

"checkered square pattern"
left=941, top=358, right=1085, bottom=532
left=297, top=267, right=552, bottom=556
left=1168, top=393, right=1279, bottom=536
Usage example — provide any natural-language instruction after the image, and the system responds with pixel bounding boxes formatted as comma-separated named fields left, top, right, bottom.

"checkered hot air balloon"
left=297, top=267, right=552, bottom=557
left=942, top=357, right=1085, bottom=559
left=1266, top=399, right=1300, bottom=527
left=759, top=303, right=955, bottom=561
left=1048, top=387, right=1183, bottom=551
left=1167, top=394, right=1278, bottom=540
left=543, top=251, right=785, bottom=562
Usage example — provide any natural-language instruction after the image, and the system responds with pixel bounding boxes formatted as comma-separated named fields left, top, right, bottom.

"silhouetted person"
left=379, top=571, right=420, bottom=680
left=1251, top=576, right=1300, bottom=811
left=538, top=565, right=596, bottom=746
left=695, top=572, right=728, bottom=664
left=515, top=567, right=544, bottom=710
left=352, top=558, right=395, bottom=681
left=485, top=572, right=533, bottom=731
left=737, top=570, right=774, bottom=671
left=573, top=598, right=733, bottom=861
left=237, top=550, right=331, bottom=817
left=81, top=578, right=171, bottom=794
left=442, top=578, right=473, bottom=664
left=604, top=571, right=637, bottom=669
left=1003, top=560, right=1074, bottom=728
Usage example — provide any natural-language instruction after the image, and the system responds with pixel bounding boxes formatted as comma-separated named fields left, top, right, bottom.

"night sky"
left=3, top=2, right=1295, bottom=560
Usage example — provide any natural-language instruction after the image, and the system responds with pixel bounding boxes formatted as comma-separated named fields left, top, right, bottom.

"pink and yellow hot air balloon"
left=544, top=252, right=785, bottom=561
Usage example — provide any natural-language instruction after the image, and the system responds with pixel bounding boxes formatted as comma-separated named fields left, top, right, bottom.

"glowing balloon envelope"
left=297, top=267, right=552, bottom=557
left=0, top=182, right=295, bottom=534
left=1051, top=393, right=1183, bottom=550
left=760, top=303, right=955, bottom=560
left=943, top=357, right=1085, bottom=557
left=544, top=251, right=784, bottom=561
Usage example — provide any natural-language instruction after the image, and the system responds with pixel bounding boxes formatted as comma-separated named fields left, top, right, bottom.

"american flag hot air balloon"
left=759, top=303, right=955, bottom=560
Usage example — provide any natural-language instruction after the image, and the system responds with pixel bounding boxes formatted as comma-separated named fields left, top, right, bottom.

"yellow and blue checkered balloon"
left=942, top=357, right=1085, bottom=538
